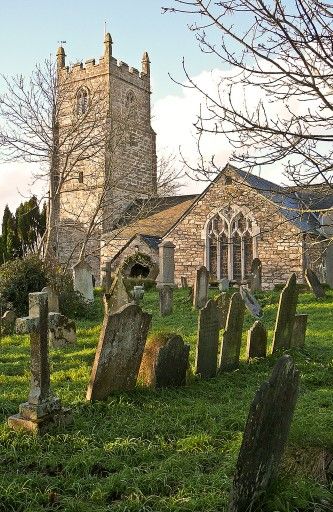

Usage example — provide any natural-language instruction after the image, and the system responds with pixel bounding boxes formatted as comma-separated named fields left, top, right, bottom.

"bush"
left=0, top=255, right=47, bottom=316
left=124, top=277, right=156, bottom=291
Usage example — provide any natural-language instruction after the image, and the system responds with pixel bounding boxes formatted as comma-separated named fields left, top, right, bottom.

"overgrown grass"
left=0, top=288, right=332, bottom=511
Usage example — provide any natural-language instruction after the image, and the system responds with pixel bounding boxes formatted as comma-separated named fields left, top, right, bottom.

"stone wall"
left=165, top=171, right=309, bottom=290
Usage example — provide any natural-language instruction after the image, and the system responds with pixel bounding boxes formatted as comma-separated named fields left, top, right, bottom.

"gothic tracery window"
left=76, top=87, right=89, bottom=115
left=206, top=208, right=259, bottom=282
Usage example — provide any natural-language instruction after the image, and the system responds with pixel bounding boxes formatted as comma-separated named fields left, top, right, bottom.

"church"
left=54, top=36, right=333, bottom=290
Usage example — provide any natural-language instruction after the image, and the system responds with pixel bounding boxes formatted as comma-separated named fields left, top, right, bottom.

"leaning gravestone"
left=86, top=304, right=151, bottom=401
left=1, top=310, right=17, bottom=335
left=42, top=286, right=76, bottom=348
left=290, top=314, right=308, bottom=349
left=215, top=293, right=230, bottom=330
left=193, top=266, right=209, bottom=309
left=104, top=271, right=131, bottom=315
left=305, top=268, right=325, bottom=299
left=250, top=258, right=262, bottom=292
left=219, top=292, right=246, bottom=371
left=73, top=260, right=94, bottom=303
left=195, top=299, right=220, bottom=379
left=139, top=334, right=190, bottom=388
left=246, top=321, right=267, bottom=359
left=272, top=273, right=299, bottom=353
left=159, top=285, right=173, bottom=316
left=228, top=355, right=299, bottom=512
left=8, top=292, right=71, bottom=433
left=240, top=286, right=262, bottom=318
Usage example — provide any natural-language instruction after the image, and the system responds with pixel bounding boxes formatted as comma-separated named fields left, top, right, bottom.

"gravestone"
left=195, top=299, right=220, bottom=379
left=8, top=292, right=71, bottom=433
left=250, top=258, right=262, bottom=292
left=86, top=304, right=151, bottom=401
left=193, top=266, right=209, bottom=309
left=101, top=260, right=112, bottom=293
left=246, top=321, right=267, bottom=359
left=240, top=286, right=262, bottom=318
left=181, top=276, right=188, bottom=288
left=228, top=355, right=299, bottom=512
left=1, top=310, right=17, bottom=335
left=290, top=314, right=308, bottom=349
left=305, top=268, right=325, bottom=299
left=139, top=334, right=190, bottom=388
left=219, top=278, right=230, bottom=292
left=104, top=271, right=131, bottom=315
left=219, top=292, right=246, bottom=371
left=42, top=286, right=76, bottom=348
left=158, top=240, right=175, bottom=285
left=325, top=244, right=333, bottom=288
left=132, top=285, right=145, bottom=305
left=73, top=260, right=94, bottom=303
left=215, top=293, right=230, bottom=330
left=272, top=273, right=299, bottom=353
left=159, top=285, right=173, bottom=316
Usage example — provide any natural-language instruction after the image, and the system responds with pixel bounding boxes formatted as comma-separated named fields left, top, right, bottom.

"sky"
left=0, top=0, right=280, bottom=216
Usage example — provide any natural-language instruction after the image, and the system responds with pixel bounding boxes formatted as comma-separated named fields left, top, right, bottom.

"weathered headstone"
left=290, top=314, right=308, bottom=349
left=8, top=292, right=71, bottom=433
left=228, top=355, right=299, bottom=512
left=219, top=278, right=230, bottom=292
left=158, top=240, right=175, bottom=285
left=86, top=304, right=151, bottom=401
left=219, top=292, right=245, bottom=371
left=101, top=260, right=112, bottom=293
left=42, top=286, right=76, bottom=348
left=195, top=299, right=219, bottom=379
left=215, top=292, right=230, bottom=330
left=272, top=273, right=299, bottom=353
left=181, top=276, right=188, bottom=288
left=240, top=286, right=263, bottom=318
left=139, top=334, right=189, bottom=388
left=305, top=268, right=325, bottom=299
left=250, top=258, right=262, bottom=292
left=246, top=321, right=267, bottom=360
left=1, top=310, right=17, bottom=335
left=104, top=271, right=131, bottom=315
left=325, top=244, right=333, bottom=288
left=132, top=285, right=145, bottom=305
left=159, top=285, right=173, bottom=316
left=193, top=266, right=209, bottom=309
left=73, top=260, right=94, bottom=303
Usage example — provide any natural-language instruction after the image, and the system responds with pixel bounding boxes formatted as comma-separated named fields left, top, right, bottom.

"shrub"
left=0, top=255, right=47, bottom=316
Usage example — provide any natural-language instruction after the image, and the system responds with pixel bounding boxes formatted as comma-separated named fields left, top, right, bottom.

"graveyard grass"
left=0, top=289, right=332, bottom=512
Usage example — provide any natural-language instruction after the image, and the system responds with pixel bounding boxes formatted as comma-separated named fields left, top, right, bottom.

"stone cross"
left=305, top=268, right=325, bottom=299
left=195, top=299, right=220, bottom=379
left=272, top=273, right=299, bottom=352
left=73, top=260, right=94, bottom=303
left=101, top=260, right=112, bottom=293
left=290, top=314, right=308, bottom=348
left=193, top=266, right=209, bottom=309
left=219, top=292, right=245, bottom=371
left=246, top=320, right=267, bottom=360
left=8, top=292, right=71, bottom=433
left=250, top=258, right=262, bottom=292
left=228, top=355, right=299, bottom=512
left=86, top=304, right=151, bottom=401
left=139, top=334, right=190, bottom=388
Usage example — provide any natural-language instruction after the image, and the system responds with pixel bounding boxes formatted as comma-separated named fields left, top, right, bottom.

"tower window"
left=76, top=88, right=89, bottom=115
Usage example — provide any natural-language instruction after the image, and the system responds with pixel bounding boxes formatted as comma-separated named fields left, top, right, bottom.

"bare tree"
left=162, top=1, right=333, bottom=188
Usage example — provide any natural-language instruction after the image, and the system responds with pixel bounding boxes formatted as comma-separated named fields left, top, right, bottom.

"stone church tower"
left=54, top=34, right=157, bottom=279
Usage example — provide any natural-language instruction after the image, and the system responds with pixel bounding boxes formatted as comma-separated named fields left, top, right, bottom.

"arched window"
left=76, top=88, right=89, bottom=115
left=206, top=207, right=259, bottom=283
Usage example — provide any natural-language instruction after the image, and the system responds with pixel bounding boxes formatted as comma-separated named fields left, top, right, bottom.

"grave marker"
left=42, top=286, right=76, bottom=348
left=215, top=292, right=230, bottom=330
left=228, top=355, right=299, bottom=512
left=101, top=260, right=112, bottom=293
left=240, top=286, right=262, bottom=318
left=250, top=258, right=262, bottom=292
left=290, top=314, right=308, bottom=349
left=195, top=299, right=219, bottom=379
left=193, top=266, right=209, bottom=309
left=104, top=271, right=131, bottom=315
left=305, top=268, right=325, bottom=299
left=246, top=321, right=267, bottom=359
left=86, top=304, right=151, bottom=401
left=8, top=292, right=71, bottom=433
left=272, top=274, right=299, bottom=352
left=219, top=292, right=245, bottom=371
left=159, top=285, right=173, bottom=316
left=1, top=310, right=17, bottom=336
left=73, top=260, right=94, bottom=303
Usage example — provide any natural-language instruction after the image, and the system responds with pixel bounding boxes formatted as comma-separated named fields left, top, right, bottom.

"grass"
left=0, top=288, right=332, bottom=511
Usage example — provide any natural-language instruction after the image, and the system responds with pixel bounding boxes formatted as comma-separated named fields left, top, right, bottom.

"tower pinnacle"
left=141, top=51, right=150, bottom=76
